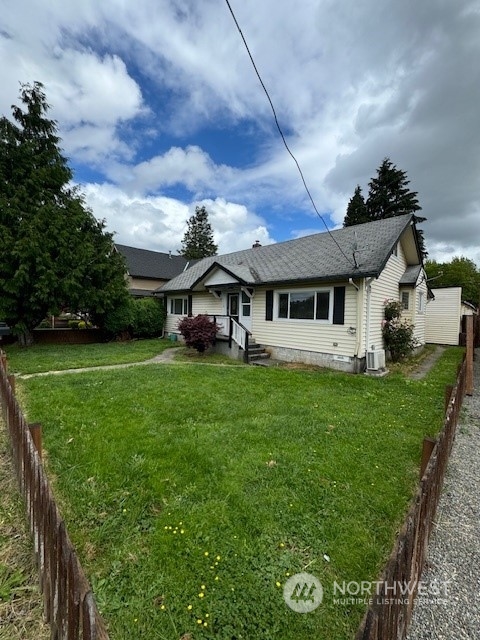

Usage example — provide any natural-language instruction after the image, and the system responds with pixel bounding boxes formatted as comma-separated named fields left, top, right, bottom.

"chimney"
left=252, top=240, right=262, bottom=249
left=169, top=250, right=172, bottom=259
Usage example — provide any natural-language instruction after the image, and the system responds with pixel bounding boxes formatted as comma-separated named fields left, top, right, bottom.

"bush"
left=382, top=298, right=417, bottom=362
left=178, top=314, right=219, bottom=353
left=103, top=297, right=165, bottom=339
left=133, top=298, right=165, bottom=338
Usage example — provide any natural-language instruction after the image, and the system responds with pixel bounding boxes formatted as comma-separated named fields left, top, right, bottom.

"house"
left=158, top=214, right=427, bottom=372
left=426, top=287, right=478, bottom=346
left=115, top=244, right=190, bottom=297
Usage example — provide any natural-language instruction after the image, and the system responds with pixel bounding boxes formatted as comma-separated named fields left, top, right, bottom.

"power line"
left=224, top=0, right=357, bottom=269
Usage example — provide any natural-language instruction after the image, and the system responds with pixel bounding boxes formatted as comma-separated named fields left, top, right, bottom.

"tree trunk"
left=18, top=329, right=34, bottom=347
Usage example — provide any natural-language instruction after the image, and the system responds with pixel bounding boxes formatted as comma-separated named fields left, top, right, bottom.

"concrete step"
left=248, top=352, right=270, bottom=361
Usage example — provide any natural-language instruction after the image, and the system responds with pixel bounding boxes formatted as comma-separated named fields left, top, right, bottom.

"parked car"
left=0, top=322, right=11, bottom=337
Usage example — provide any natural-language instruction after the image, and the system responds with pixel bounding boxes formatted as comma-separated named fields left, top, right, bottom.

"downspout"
left=349, top=278, right=362, bottom=363
left=364, top=277, right=374, bottom=361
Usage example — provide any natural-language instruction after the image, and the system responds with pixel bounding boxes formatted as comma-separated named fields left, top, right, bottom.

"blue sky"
left=1, top=0, right=480, bottom=263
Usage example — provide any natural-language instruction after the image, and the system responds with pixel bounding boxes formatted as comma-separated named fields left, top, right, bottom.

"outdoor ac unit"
left=366, top=349, right=386, bottom=371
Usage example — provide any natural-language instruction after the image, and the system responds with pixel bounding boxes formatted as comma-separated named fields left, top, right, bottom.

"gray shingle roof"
left=399, top=265, right=422, bottom=286
left=159, top=214, right=418, bottom=293
left=115, top=244, right=189, bottom=280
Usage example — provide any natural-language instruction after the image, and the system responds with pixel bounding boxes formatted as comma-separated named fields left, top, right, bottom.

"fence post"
left=29, top=423, right=43, bottom=459
left=444, top=385, right=454, bottom=414
left=466, top=315, right=474, bottom=396
left=420, top=437, right=436, bottom=479
left=8, top=374, right=15, bottom=394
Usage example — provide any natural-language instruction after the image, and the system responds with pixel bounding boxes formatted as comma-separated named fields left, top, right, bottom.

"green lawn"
left=17, top=348, right=463, bottom=639
left=3, top=338, right=177, bottom=375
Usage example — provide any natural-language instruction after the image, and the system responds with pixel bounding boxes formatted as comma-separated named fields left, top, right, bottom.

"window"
left=401, top=291, right=409, bottom=310
left=277, top=290, right=332, bottom=321
left=241, top=291, right=251, bottom=317
left=170, top=297, right=188, bottom=315
left=418, top=291, right=426, bottom=314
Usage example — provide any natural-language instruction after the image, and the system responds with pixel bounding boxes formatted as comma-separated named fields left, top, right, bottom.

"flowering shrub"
left=382, top=298, right=417, bottom=362
left=178, top=314, right=219, bottom=353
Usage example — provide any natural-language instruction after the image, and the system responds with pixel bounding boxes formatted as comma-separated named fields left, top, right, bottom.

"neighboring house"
left=115, top=244, right=190, bottom=297
left=426, top=287, right=477, bottom=345
left=158, top=214, right=427, bottom=372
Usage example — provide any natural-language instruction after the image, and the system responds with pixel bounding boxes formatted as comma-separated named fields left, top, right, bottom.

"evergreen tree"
left=366, top=157, right=421, bottom=220
left=343, top=185, right=369, bottom=227
left=180, top=205, right=218, bottom=259
left=342, top=158, right=427, bottom=258
left=0, top=82, right=129, bottom=345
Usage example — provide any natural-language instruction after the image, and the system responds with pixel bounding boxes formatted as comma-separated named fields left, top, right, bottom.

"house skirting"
left=213, top=337, right=244, bottom=361
left=263, top=344, right=365, bottom=373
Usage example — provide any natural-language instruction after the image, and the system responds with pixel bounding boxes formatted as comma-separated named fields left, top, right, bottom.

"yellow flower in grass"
left=187, top=604, right=193, bottom=611
left=276, top=581, right=281, bottom=588
left=197, top=619, right=203, bottom=625
left=199, top=592, right=205, bottom=598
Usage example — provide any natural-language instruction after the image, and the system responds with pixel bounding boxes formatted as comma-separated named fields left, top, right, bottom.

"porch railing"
left=231, top=317, right=249, bottom=351
left=209, top=315, right=251, bottom=358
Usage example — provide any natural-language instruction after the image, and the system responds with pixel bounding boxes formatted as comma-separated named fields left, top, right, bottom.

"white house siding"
left=366, top=246, right=409, bottom=353
left=426, top=288, right=462, bottom=345
left=251, top=283, right=358, bottom=367
left=192, top=292, right=225, bottom=316
left=164, top=291, right=225, bottom=335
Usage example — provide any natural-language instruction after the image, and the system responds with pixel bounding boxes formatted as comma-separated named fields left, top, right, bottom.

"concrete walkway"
left=410, top=345, right=447, bottom=380
left=406, top=349, right=480, bottom=639
left=17, top=348, right=245, bottom=379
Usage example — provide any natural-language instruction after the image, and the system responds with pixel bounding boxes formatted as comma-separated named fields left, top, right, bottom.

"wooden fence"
left=355, top=351, right=469, bottom=639
left=0, top=351, right=109, bottom=640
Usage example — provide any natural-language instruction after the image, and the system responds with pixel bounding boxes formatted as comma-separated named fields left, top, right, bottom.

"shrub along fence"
left=355, top=329, right=474, bottom=639
left=0, top=350, right=109, bottom=640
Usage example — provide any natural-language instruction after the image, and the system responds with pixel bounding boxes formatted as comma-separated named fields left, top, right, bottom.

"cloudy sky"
left=1, top=0, right=479, bottom=263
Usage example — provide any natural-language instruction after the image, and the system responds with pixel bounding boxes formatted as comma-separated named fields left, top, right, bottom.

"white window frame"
left=417, top=291, right=426, bottom=314
left=170, top=297, right=188, bottom=315
left=275, top=288, right=333, bottom=323
left=401, top=291, right=409, bottom=311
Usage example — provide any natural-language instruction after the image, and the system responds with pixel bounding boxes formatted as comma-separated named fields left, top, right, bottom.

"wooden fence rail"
left=355, top=353, right=468, bottom=640
left=0, top=351, right=109, bottom=640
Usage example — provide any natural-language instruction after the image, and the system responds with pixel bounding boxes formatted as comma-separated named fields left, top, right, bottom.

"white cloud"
left=1, top=0, right=479, bottom=264
left=81, top=184, right=275, bottom=255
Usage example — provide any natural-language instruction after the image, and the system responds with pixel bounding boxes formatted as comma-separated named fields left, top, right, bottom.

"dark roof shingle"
left=160, top=214, right=418, bottom=293
left=115, top=244, right=189, bottom=280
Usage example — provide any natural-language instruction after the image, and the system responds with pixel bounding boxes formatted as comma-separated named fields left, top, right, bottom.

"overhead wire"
left=224, top=0, right=357, bottom=269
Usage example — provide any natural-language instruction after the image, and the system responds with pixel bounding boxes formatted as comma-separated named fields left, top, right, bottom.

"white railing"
left=231, top=318, right=247, bottom=350
left=211, top=315, right=229, bottom=336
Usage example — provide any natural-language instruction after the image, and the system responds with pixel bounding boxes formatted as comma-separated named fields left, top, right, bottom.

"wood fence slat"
left=0, top=349, right=109, bottom=640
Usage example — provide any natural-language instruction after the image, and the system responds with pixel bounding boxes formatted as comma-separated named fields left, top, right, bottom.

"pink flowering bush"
left=382, top=299, right=417, bottom=362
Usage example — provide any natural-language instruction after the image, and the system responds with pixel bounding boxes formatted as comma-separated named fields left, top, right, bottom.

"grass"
left=16, top=347, right=464, bottom=639
left=0, top=420, right=49, bottom=640
left=3, top=338, right=178, bottom=375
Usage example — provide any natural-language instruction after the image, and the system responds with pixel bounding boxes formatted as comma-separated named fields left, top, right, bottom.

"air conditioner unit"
left=366, top=349, right=386, bottom=371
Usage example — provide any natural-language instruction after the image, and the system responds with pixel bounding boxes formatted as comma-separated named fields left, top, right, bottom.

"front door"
left=228, top=293, right=239, bottom=321
left=228, top=291, right=252, bottom=332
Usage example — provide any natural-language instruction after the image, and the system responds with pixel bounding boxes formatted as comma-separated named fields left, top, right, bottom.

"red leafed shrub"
left=177, top=314, right=219, bottom=353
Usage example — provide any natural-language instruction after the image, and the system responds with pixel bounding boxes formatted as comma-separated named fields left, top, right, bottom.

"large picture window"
left=170, top=297, right=188, bottom=315
left=277, top=290, right=332, bottom=321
